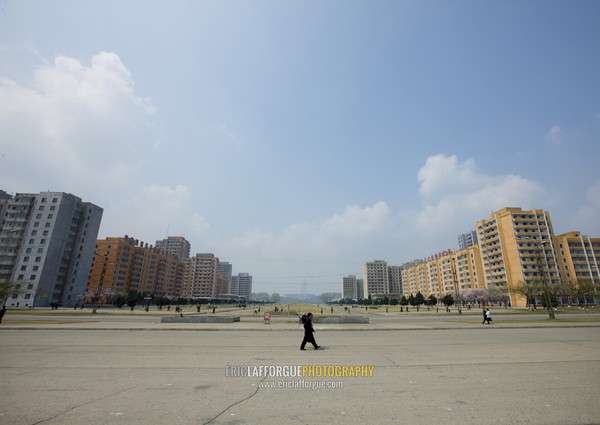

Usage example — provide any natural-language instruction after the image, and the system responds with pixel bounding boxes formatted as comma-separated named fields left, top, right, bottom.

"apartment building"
left=362, top=260, right=389, bottom=299
left=233, top=273, right=252, bottom=300
left=341, top=275, right=359, bottom=300
left=555, top=231, right=600, bottom=295
left=458, top=230, right=478, bottom=250
left=476, top=207, right=558, bottom=307
left=155, top=236, right=190, bottom=261
left=0, top=191, right=103, bottom=307
left=86, top=236, right=185, bottom=301
left=183, top=253, right=219, bottom=298
left=217, top=261, right=233, bottom=294
left=388, top=265, right=403, bottom=299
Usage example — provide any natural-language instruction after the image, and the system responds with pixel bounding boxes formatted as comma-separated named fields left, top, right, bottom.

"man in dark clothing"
left=0, top=306, right=6, bottom=324
left=300, top=313, right=320, bottom=350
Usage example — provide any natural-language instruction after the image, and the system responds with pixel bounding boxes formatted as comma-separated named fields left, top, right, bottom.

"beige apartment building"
left=555, top=231, right=600, bottom=298
left=398, top=207, right=600, bottom=308
left=476, top=207, right=559, bottom=307
left=87, top=236, right=184, bottom=303
left=401, top=245, right=484, bottom=300
left=181, top=253, right=226, bottom=298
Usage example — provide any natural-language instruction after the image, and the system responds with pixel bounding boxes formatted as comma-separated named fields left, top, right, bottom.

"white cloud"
left=215, top=202, right=396, bottom=287
left=0, top=51, right=157, bottom=196
left=101, top=184, right=213, bottom=246
left=571, top=181, right=600, bottom=234
left=545, top=125, right=561, bottom=146
left=403, top=154, right=544, bottom=245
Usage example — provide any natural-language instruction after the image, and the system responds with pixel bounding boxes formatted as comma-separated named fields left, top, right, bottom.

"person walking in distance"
left=484, top=308, right=493, bottom=324
left=482, top=308, right=487, bottom=325
left=300, top=313, right=320, bottom=350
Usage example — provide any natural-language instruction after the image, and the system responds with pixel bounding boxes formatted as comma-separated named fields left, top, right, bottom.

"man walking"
left=300, top=313, right=320, bottom=350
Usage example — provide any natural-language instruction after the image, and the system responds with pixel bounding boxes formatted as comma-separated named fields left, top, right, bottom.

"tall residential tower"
left=0, top=191, right=103, bottom=307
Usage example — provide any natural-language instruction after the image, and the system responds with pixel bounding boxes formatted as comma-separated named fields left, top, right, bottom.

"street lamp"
left=451, top=256, right=462, bottom=314
left=536, top=241, right=556, bottom=319
left=91, top=251, right=109, bottom=313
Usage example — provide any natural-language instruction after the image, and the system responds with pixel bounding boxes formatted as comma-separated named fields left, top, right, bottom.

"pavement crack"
left=203, top=376, right=268, bottom=425
left=381, top=354, right=401, bottom=366
left=29, top=386, right=134, bottom=425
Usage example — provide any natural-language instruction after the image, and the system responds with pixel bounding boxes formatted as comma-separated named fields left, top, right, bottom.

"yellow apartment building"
left=86, top=236, right=184, bottom=304
left=477, top=207, right=559, bottom=307
left=401, top=245, right=484, bottom=301
left=554, top=231, right=600, bottom=304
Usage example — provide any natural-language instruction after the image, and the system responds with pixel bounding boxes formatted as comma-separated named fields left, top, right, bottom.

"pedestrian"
left=482, top=308, right=487, bottom=324
left=0, top=305, right=6, bottom=324
left=485, top=308, right=493, bottom=324
left=300, top=313, right=320, bottom=350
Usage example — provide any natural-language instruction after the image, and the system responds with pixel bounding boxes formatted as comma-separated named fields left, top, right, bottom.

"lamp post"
left=451, top=256, right=462, bottom=314
left=534, top=241, right=555, bottom=320
left=92, top=251, right=109, bottom=313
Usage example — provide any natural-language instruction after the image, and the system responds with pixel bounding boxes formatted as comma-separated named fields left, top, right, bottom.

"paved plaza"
left=1, top=312, right=599, bottom=425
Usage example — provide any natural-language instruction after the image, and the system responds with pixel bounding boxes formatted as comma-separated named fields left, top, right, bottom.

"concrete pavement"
left=1, top=312, right=599, bottom=425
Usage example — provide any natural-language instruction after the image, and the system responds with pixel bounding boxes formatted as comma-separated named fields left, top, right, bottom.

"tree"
left=511, top=281, right=540, bottom=308
left=126, top=291, right=138, bottom=311
left=414, top=292, right=425, bottom=306
left=462, top=288, right=488, bottom=306
left=154, top=296, right=170, bottom=309
left=441, top=294, right=454, bottom=307
left=399, top=296, right=408, bottom=306
left=427, top=294, right=438, bottom=306
left=566, top=279, right=595, bottom=307
left=271, top=293, right=281, bottom=303
left=113, top=292, right=127, bottom=309
left=0, top=279, right=23, bottom=306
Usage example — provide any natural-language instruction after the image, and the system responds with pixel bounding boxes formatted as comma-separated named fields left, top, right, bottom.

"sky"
left=1, top=1, right=599, bottom=296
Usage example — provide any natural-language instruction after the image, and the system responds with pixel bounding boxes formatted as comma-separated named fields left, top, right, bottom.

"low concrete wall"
left=313, top=316, right=369, bottom=324
left=161, top=316, right=240, bottom=323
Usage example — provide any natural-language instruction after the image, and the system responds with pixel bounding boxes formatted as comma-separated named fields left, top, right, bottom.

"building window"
left=52, top=198, right=58, bottom=203
left=37, top=248, right=43, bottom=253
left=20, top=265, right=26, bottom=271
left=30, top=275, right=36, bottom=280
left=36, top=214, right=42, bottom=219
left=49, top=206, right=55, bottom=211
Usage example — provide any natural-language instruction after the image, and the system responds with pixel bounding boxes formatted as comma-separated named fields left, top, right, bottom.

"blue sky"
left=1, top=1, right=599, bottom=295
